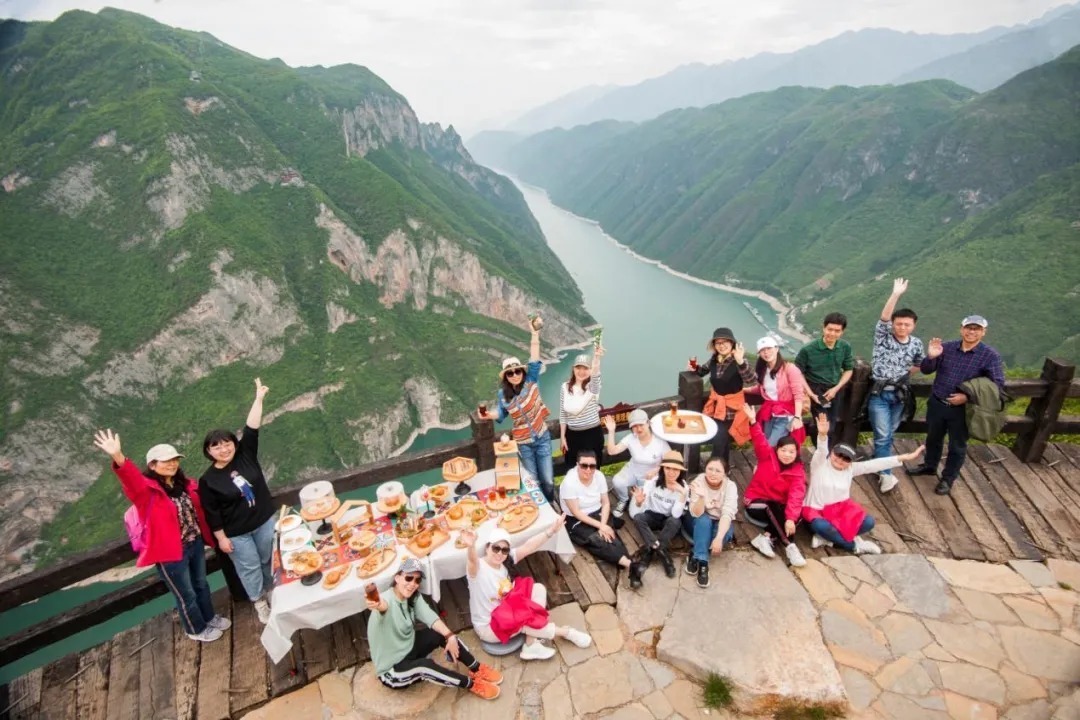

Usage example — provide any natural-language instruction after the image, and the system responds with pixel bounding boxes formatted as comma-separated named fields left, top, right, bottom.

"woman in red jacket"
left=94, top=429, right=229, bottom=643
left=741, top=404, right=807, bottom=568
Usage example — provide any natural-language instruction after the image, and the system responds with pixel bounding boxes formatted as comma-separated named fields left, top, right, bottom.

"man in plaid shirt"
left=909, top=315, right=1005, bottom=495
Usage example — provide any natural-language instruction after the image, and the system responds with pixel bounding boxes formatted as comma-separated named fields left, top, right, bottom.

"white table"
left=260, top=470, right=575, bottom=663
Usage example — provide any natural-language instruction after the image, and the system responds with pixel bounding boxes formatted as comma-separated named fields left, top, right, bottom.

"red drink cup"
left=365, top=583, right=380, bottom=603
left=689, top=356, right=698, bottom=370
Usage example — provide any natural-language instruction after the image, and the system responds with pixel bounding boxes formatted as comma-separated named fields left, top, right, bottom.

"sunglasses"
left=578, top=462, right=597, bottom=469
left=490, top=545, right=511, bottom=555
left=506, top=368, right=524, bottom=376
left=401, top=574, right=422, bottom=584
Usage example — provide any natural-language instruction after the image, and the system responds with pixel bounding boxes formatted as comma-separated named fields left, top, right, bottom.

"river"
left=0, top=178, right=800, bottom=683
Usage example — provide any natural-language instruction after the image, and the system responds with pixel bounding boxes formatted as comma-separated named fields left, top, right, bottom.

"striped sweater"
left=559, top=373, right=602, bottom=430
left=497, top=360, right=551, bottom=444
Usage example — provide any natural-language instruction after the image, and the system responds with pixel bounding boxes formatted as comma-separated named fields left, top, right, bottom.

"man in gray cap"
left=909, top=315, right=1005, bottom=494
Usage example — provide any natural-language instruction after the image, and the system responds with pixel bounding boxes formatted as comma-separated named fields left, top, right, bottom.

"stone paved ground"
left=241, top=553, right=1080, bottom=719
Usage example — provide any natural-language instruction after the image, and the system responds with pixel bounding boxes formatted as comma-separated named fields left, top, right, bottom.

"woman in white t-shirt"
left=464, top=523, right=592, bottom=660
left=603, top=409, right=670, bottom=523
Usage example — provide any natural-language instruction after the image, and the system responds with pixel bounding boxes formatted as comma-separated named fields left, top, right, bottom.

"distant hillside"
left=488, top=47, right=1080, bottom=366
left=0, top=10, right=591, bottom=569
left=505, top=84, right=616, bottom=135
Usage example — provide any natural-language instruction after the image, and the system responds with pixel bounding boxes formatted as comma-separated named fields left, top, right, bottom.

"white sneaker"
left=520, top=640, right=556, bottom=661
left=186, top=626, right=223, bottom=643
left=853, top=537, right=882, bottom=555
left=879, top=473, right=899, bottom=493
left=612, top=498, right=628, bottom=519
left=785, top=542, right=807, bottom=567
left=207, top=614, right=232, bottom=631
left=811, top=535, right=833, bottom=549
left=750, top=533, right=776, bottom=559
left=254, top=598, right=271, bottom=624
left=565, top=628, right=592, bottom=648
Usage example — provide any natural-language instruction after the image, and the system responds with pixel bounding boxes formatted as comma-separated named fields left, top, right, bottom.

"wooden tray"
left=407, top=528, right=451, bottom=558
left=660, top=414, right=708, bottom=435
left=321, top=563, right=351, bottom=590
left=485, top=494, right=512, bottom=512
left=444, top=498, right=484, bottom=529
left=347, top=529, right=378, bottom=554
left=356, top=548, right=397, bottom=579
left=301, top=497, right=341, bottom=521
left=287, top=550, right=325, bottom=577
left=499, top=503, right=539, bottom=533
left=375, top=496, right=407, bottom=516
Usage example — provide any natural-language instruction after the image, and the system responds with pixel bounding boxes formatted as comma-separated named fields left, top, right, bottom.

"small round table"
left=649, top=410, right=719, bottom=468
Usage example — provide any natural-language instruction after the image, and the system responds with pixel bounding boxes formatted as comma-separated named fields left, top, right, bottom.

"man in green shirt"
left=795, top=312, right=855, bottom=447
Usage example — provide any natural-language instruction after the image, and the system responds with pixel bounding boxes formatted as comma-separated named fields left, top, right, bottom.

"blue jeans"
left=925, top=396, right=969, bottom=482
left=681, top=513, right=735, bottom=563
left=230, top=514, right=277, bottom=600
left=809, top=516, right=875, bottom=553
left=158, top=539, right=215, bottom=634
left=518, top=430, right=555, bottom=504
left=867, top=390, right=903, bottom=476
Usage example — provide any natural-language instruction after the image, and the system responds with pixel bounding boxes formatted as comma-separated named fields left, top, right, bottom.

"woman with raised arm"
left=628, top=450, right=688, bottom=579
left=463, top=519, right=592, bottom=660
left=559, top=347, right=605, bottom=473
left=603, top=409, right=670, bottom=523
left=198, top=378, right=277, bottom=623
left=748, top=336, right=807, bottom=447
left=742, top=404, right=808, bottom=568
left=368, top=558, right=503, bottom=699
left=93, top=429, right=230, bottom=643
left=693, top=327, right=757, bottom=466
left=682, top=455, right=738, bottom=589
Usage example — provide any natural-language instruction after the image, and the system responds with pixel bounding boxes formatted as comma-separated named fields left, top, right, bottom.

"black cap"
left=710, top=327, right=736, bottom=343
left=832, top=443, right=857, bottom=460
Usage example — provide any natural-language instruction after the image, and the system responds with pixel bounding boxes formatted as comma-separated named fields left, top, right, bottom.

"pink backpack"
left=124, top=495, right=154, bottom=554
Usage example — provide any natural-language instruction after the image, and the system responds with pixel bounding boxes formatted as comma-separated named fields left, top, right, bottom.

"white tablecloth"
left=260, top=469, right=574, bottom=663
left=650, top=410, right=718, bottom=446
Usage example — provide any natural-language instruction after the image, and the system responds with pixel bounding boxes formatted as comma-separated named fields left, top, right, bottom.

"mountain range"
left=0, top=9, right=590, bottom=570
left=470, top=47, right=1080, bottom=366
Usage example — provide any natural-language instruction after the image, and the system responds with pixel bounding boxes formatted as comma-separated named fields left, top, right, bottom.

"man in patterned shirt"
left=909, top=315, right=1005, bottom=495
left=868, top=278, right=925, bottom=493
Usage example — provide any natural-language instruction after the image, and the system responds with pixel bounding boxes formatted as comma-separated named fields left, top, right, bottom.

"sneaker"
left=253, top=598, right=271, bottom=624
left=785, top=542, right=807, bottom=568
left=612, top=498, right=628, bottom=519
left=207, top=614, right=232, bottom=631
left=471, top=663, right=503, bottom=685
left=565, top=628, right=592, bottom=649
left=186, top=626, right=223, bottom=643
left=853, top=536, right=882, bottom=555
left=697, top=563, right=710, bottom=589
left=657, top=548, right=676, bottom=578
left=750, top=533, right=776, bottom=559
left=811, top=535, right=833, bottom=549
left=469, top=678, right=500, bottom=700
left=878, top=473, right=899, bottom=493
left=934, top=479, right=953, bottom=495
left=519, top=641, right=556, bottom=661
left=685, top=556, right=700, bottom=575
left=628, top=560, right=644, bottom=589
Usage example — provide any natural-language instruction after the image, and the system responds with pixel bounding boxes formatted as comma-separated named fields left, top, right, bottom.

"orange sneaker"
left=469, top=678, right=500, bottom=700
left=471, top=663, right=503, bottom=685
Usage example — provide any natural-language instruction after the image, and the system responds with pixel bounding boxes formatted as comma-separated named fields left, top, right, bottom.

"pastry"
left=321, top=564, right=349, bottom=590
left=290, top=550, right=323, bottom=576
left=471, top=507, right=487, bottom=524
left=448, top=505, right=464, bottom=520
left=416, top=530, right=433, bottom=549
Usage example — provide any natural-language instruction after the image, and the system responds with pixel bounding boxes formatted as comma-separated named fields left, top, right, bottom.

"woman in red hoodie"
left=94, top=429, right=229, bottom=643
left=741, top=404, right=807, bottom=568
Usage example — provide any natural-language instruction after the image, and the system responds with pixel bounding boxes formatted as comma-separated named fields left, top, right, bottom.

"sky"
left=1, top=0, right=1072, bottom=134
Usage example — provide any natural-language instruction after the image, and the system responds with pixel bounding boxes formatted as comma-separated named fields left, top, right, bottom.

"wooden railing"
left=1, top=359, right=1076, bottom=663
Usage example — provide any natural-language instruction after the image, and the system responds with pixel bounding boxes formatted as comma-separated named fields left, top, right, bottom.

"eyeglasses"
left=578, top=463, right=597, bottom=469
left=506, top=368, right=524, bottom=376
left=490, top=545, right=511, bottom=555
left=402, top=574, right=422, bottom=584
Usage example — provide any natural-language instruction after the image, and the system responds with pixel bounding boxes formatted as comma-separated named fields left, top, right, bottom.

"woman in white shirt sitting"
left=603, top=410, right=671, bottom=524
left=464, top=523, right=592, bottom=660
left=628, top=450, right=688, bottom=578
left=682, top=455, right=739, bottom=589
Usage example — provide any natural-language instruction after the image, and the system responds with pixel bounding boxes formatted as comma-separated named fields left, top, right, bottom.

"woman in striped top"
left=496, top=320, right=556, bottom=503
left=559, top=347, right=604, bottom=474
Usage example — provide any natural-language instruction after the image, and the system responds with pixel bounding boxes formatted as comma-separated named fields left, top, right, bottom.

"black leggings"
left=378, top=628, right=479, bottom=690
left=563, top=425, right=604, bottom=474
left=745, top=501, right=795, bottom=547
left=568, top=510, right=631, bottom=566
left=709, top=420, right=732, bottom=467
left=633, top=511, right=681, bottom=551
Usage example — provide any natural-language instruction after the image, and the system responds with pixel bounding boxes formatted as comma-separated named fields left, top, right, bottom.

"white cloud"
left=1, top=0, right=1071, bottom=132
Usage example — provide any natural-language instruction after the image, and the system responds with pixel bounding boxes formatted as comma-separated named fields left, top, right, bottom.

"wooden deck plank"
left=569, top=553, right=616, bottom=606
left=172, top=616, right=201, bottom=720
left=529, top=551, right=575, bottom=607
left=330, top=614, right=359, bottom=672
left=968, top=445, right=1066, bottom=559
left=866, top=447, right=950, bottom=556
left=138, top=613, right=176, bottom=720
left=1035, top=446, right=1080, bottom=524
left=7, top=667, right=41, bottom=720
left=552, top=552, right=591, bottom=609
left=267, top=647, right=306, bottom=699
left=994, top=450, right=1080, bottom=559
left=442, top=580, right=473, bottom=633
left=76, top=643, right=111, bottom=720
left=945, top=468, right=1011, bottom=564
left=955, top=459, right=1041, bottom=561
left=297, top=625, right=334, bottom=681
left=727, top=449, right=757, bottom=545
left=195, top=592, right=233, bottom=720
left=105, top=627, right=141, bottom=720
left=349, top=611, right=371, bottom=664
left=849, top=480, right=909, bottom=554
left=229, top=599, right=269, bottom=716
left=38, top=655, right=78, bottom=720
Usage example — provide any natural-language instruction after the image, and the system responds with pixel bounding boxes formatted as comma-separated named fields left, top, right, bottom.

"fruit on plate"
left=662, top=415, right=674, bottom=427
left=677, top=418, right=686, bottom=429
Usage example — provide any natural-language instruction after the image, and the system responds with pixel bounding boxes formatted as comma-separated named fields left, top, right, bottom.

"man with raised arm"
left=868, top=279, right=924, bottom=494
left=909, top=315, right=1005, bottom=495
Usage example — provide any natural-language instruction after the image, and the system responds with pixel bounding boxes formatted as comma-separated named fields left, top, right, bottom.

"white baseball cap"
left=756, top=336, right=779, bottom=351
left=146, top=444, right=184, bottom=464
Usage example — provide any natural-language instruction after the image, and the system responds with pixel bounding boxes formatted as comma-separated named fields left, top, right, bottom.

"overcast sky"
left=1, top=0, right=1071, bottom=133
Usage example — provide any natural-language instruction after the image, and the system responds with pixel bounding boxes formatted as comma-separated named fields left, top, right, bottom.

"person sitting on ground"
left=368, top=557, right=503, bottom=699
left=804, top=415, right=926, bottom=553
left=197, top=378, right=277, bottom=624
left=464, top=523, right=592, bottom=660
left=603, top=409, right=670, bottom=524
left=742, top=404, right=807, bottom=567
left=629, top=450, right=688, bottom=579
left=748, top=336, right=807, bottom=447
left=559, top=347, right=605, bottom=473
left=559, top=449, right=646, bottom=588
left=795, top=313, right=854, bottom=448
left=692, top=327, right=757, bottom=466
left=93, top=429, right=230, bottom=643
left=683, top=455, right=738, bottom=589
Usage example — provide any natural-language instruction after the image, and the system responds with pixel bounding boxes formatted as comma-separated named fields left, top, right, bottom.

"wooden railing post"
left=470, top=410, right=496, bottom=471
left=1014, top=358, right=1076, bottom=463
left=679, top=370, right=706, bottom=472
left=838, top=360, right=872, bottom=448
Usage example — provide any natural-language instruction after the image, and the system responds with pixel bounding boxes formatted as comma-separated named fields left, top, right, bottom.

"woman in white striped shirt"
left=559, top=347, right=604, bottom=473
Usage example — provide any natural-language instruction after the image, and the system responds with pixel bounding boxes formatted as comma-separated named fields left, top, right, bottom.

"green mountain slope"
left=486, top=47, right=1080, bottom=366
left=0, top=9, right=590, bottom=567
